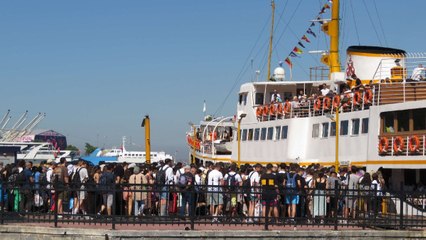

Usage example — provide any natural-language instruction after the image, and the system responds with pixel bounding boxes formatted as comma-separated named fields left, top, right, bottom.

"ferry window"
left=275, top=126, right=281, bottom=140
left=281, top=126, right=288, bottom=139
left=312, top=124, right=319, bottom=138
left=396, top=111, right=409, bottom=132
left=267, top=127, right=274, bottom=140
left=322, top=122, right=329, bottom=138
left=242, top=129, right=247, bottom=141
left=340, top=120, right=349, bottom=136
left=239, top=93, right=247, bottom=105
left=255, top=93, right=264, bottom=105
left=254, top=128, right=260, bottom=141
left=330, top=122, right=336, bottom=136
left=381, top=112, right=395, bottom=133
left=261, top=128, right=267, bottom=140
left=360, top=118, right=367, bottom=133
left=352, top=119, right=360, bottom=135
left=248, top=129, right=254, bottom=141
left=413, top=109, right=426, bottom=130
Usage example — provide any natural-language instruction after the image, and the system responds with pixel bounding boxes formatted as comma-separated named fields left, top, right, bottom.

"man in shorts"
left=248, top=163, right=262, bottom=223
left=284, top=164, right=301, bottom=223
left=260, top=164, right=278, bottom=221
left=207, top=163, right=224, bottom=222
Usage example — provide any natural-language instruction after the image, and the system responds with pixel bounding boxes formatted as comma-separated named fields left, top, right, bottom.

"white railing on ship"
left=381, top=135, right=426, bottom=157
left=374, top=54, right=426, bottom=106
left=257, top=89, right=377, bottom=121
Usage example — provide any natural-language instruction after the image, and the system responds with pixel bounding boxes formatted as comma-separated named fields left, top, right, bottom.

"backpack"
left=39, top=172, right=48, bottom=187
left=70, top=168, right=82, bottom=189
left=156, top=166, right=169, bottom=186
left=227, top=173, right=238, bottom=192
left=242, top=172, right=253, bottom=196
left=15, top=170, right=27, bottom=187
left=178, top=173, right=192, bottom=190
left=286, top=173, right=298, bottom=194
left=52, top=167, right=65, bottom=189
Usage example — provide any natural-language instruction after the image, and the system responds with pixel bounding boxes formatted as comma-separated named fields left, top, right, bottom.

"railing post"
left=406, top=136, right=409, bottom=156
left=190, top=185, right=195, bottom=230
left=54, top=187, right=58, bottom=228
left=378, top=83, right=381, bottom=106
left=0, top=179, right=3, bottom=225
left=334, top=180, right=338, bottom=231
left=111, top=184, right=116, bottom=230
left=399, top=182, right=404, bottom=230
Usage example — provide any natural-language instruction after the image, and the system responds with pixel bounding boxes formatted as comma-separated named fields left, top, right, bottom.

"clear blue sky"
left=1, top=0, right=425, bottom=161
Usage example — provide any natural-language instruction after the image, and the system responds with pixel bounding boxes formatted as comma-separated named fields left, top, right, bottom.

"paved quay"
left=0, top=224, right=425, bottom=240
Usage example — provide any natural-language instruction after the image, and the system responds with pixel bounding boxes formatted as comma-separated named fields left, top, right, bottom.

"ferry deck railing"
left=0, top=179, right=425, bottom=230
left=378, top=134, right=426, bottom=157
left=257, top=86, right=376, bottom=122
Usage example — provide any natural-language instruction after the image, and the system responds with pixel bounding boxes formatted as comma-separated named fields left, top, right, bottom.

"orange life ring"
left=408, top=135, right=420, bottom=153
left=269, top=104, right=277, bottom=115
left=283, top=101, right=291, bottom=114
left=263, top=105, right=270, bottom=116
left=313, top=98, right=322, bottom=111
left=378, top=137, right=389, bottom=153
left=332, top=95, right=341, bottom=109
left=363, top=89, right=373, bottom=104
left=353, top=91, right=361, bottom=105
left=276, top=103, right=283, bottom=115
left=393, top=136, right=404, bottom=153
left=323, top=97, right=331, bottom=110
left=256, top=106, right=263, bottom=117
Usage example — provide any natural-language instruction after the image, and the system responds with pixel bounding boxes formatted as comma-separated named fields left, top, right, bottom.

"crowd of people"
left=0, top=158, right=389, bottom=224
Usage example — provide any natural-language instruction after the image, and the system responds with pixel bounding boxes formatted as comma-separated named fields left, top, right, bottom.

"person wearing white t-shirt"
left=73, top=161, right=89, bottom=216
left=247, top=163, right=262, bottom=223
left=159, top=159, right=174, bottom=216
left=207, top=163, right=224, bottom=221
left=271, top=90, right=282, bottom=103
left=320, top=84, right=330, bottom=96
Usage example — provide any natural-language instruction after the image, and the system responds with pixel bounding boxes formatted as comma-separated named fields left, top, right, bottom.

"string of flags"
left=284, top=1, right=332, bottom=68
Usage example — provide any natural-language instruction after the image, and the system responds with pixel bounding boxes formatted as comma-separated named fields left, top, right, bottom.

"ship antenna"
left=266, top=0, right=275, bottom=81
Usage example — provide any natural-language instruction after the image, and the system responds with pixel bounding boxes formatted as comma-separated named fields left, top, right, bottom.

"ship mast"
left=325, top=0, right=341, bottom=74
left=266, top=0, right=275, bottom=81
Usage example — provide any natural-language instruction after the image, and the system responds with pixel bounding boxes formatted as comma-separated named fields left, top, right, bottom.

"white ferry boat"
left=102, top=137, right=173, bottom=164
left=187, top=0, right=426, bottom=187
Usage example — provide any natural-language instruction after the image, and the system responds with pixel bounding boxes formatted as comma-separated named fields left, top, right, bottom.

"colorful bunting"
left=301, top=35, right=311, bottom=43
left=283, top=1, right=333, bottom=69
left=285, top=57, right=292, bottom=68
left=307, top=28, right=316, bottom=37
left=293, top=47, right=303, bottom=54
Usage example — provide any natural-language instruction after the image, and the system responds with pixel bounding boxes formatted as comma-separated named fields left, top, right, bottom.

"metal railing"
left=378, top=135, right=426, bottom=156
left=0, top=180, right=424, bottom=230
left=256, top=87, right=375, bottom=122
